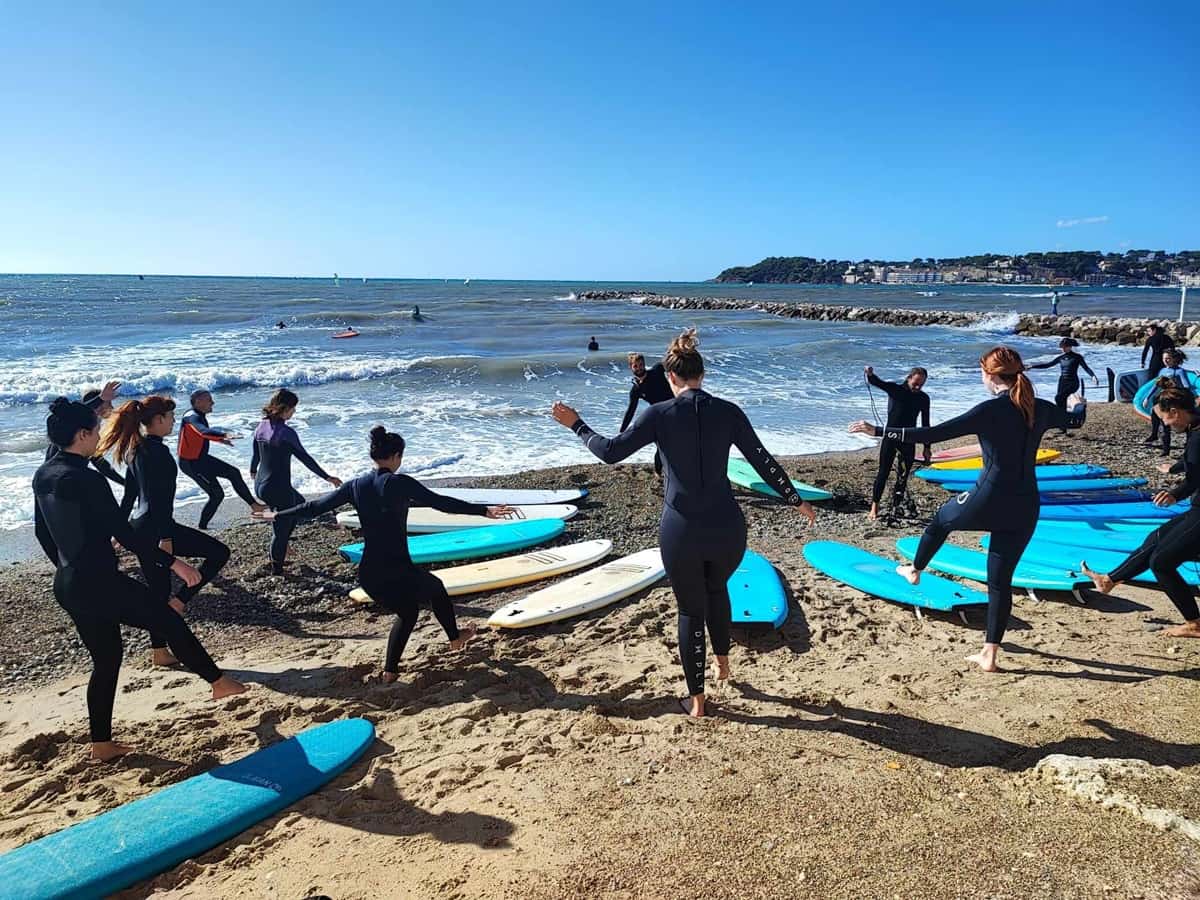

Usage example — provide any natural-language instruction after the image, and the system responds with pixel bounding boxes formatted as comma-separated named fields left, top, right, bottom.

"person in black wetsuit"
left=1144, top=348, right=1190, bottom=453
left=620, top=353, right=674, bottom=476
left=1143, top=323, right=1176, bottom=379
left=34, top=398, right=244, bottom=761
left=552, top=329, right=816, bottom=718
left=250, top=389, right=343, bottom=574
left=255, top=426, right=513, bottom=679
left=99, top=396, right=233, bottom=668
left=178, top=390, right=265, bottom=529
left=1081, top=386, right=1200, bottom=640
left=1028, top=338, right=1098, bottom=432
left=864, top=365, right=931, bottom=521
left=587, top=336, right=599, bottom=351
left=850, top=346, right=1085, bottom=673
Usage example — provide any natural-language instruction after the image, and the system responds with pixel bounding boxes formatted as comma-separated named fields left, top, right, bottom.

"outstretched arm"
left=402, top=478, right=490, bottom=516
left=870, top=402, right=988, bottom=446
left=1028, top=354, right=1064, bottom=371
left=732, top=409, right=803, bottom=506
left=555, top=401, right=656, bottom=464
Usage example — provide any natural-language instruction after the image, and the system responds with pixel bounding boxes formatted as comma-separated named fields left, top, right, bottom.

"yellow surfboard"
left=930, top=448, right=1060, bottom=470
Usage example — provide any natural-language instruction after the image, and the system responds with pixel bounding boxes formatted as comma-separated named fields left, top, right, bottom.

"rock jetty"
left=577, top=290, right=1200, bottom=346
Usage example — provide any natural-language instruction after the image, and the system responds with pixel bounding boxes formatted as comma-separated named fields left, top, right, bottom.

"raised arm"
left=272, top=481, right=354, bottom=523
left=732, top=408, right=802, bottom=506
left=571, top=406, right=657, bottom=464
left=867, top=371, right=902, bottom=399
left=399, top=477, right=489, bottom=516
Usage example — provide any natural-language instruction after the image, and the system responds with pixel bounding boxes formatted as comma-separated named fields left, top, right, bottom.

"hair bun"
left=49, top=396, right=71, bottom=414
left=670, top=327, right=699, bottom=355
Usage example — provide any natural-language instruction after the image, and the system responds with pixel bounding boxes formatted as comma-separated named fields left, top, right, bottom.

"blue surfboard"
left=1133, top=370, right=1200, bottom=418
left=933, top=476, right=1146, bottom=493
left=1038, top=489, right=1151, bottom=505
left=729, top=549, right=788, bottom=627
left=0, top=718, right=375, bottom=900
left=1036, top=499, right=1189, bottom=521
left=338, top=518, right=565, bottom=564
left=916, top=463, right=1108, bottom=484
left=982, top=535, right=1200, bottom=586
left=896, top=537, right=1088, bottom=592
left=803, top=541, right=987, bottom=613
left=1032, top=522, right=1158, bottom=553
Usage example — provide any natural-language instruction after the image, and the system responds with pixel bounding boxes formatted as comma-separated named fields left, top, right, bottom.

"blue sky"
left=1, top=1, right=1197, bottom=280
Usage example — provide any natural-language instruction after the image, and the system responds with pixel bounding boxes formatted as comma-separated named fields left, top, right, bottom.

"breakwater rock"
left=577, top=290, right=1200, bottom=347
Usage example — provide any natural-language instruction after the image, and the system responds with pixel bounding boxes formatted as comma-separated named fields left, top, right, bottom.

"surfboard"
left=729, top=550, right=788, bottom=627
left=895, top=536, right=1088, bottom=592
left=983, top=535, right=1200, bottom=586
left=1132, top=370, right=1200, bottom=419
left=335, top=504, right=577, bottom=534
left=802, top=541, right=987, bottom=613
left=1117, top=368, right=1152, bottom=402
left=1036, top=499, right=1189, bottom=521
left=727, top=457, right=833, bottom=502
left=331, top=330, right=360, bottom=339
left=1029, top=517, right=1164, bottom=533
left=1037, top=489, right=1151, bottom=505
left=930, top=476, right=1142, bottom=493
left=915, top=463, right=1109, bottom=484
left=487, top=548, right=665, bottom=628
left=1031, top=522, right=1157, bottom=554
left=931, top=448, right=1060, bottom=470
left=930, top=443, right=984, bottom=462
left=0, top=718, right=375, bottom=900
left=348, top=539, right=612, bottom=602
left=337, top=519, right=565, bottom=564
left=416, top=485, right=588, bottom=505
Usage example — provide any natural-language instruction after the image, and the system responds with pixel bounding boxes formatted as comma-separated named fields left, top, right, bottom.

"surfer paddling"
left=552, top=328, right=815, bottom=718
left=850, top=346, right=1084, bottom=673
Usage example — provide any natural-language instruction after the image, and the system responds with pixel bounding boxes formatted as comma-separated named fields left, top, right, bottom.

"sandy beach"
left=2, top=402, right=1199, bottom=899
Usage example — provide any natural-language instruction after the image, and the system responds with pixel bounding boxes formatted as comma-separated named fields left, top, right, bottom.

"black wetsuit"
left=1143, top=331, right=1176, bottom=378
left=32, top=452, right=221, bottom=742
left=1030, top=351, right=1095, bottom=414
left=866, top=372, right=930, bottom=507
left=876, top=393, right=1083, bottom=644
left=126, top=435, right=230, bottom=649
left=250, top=418, right=332, bottom=568
left=570, top=388, right=802, bottom=696
left=620, top=363, right=674, bottom=475
left=273, top=471, right=488, bottom=670
left=1108, top=422, right=1200, bottom=622
left=1146, top=366, right=1189, bottom=451
left=178, top=409, right=259, bottom=529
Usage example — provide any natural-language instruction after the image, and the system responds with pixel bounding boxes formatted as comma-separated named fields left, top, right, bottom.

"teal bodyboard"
left=0, top=718, right=375, bottom=900
left=727, top=457, right=833, bottom=502
left=802, top=541, right=986, bottom=612
left=338, top=518, right=565, bottom=564
left=728, top=549, right=788, bottom=627
left=915, top=463, right=1108, bottom=484
left=896, top=536, right=1087, bottom=592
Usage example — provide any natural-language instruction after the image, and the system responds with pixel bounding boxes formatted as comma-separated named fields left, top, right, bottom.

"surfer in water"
left=412, top=305, right=424, bottom=321
left=276, top=320, right=287, bottom=329
left=1081, top=386, right=1200, bottom=639
left=621, top=353, right=673, bottom=476
left=864, top=365, right=930, bottom=521
left=1028, top=338, right=1098, bottom=432
left=255, top=426, right=514, bottom=679
left=849, top=346, right=1085, bottom=673
left=587, top=336, right=600, bottom=352
left=552, top=328, right=816, bottom=717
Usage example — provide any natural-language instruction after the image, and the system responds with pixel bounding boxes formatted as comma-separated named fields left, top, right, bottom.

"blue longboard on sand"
left=0, top=718, right=375, bottom=900
left=982, top=535, right=1200, bottom=586
left=338, top=518, right=565, bottom=564
left=727, top=457, right=833, bottom=502
left=932, top=476, right=1146, bottom=493
left=895, top=536, right=1088, bottom=597
left=1036, top=499, right=1189, bottom=521
left=803, top=540, right=986, bottom=621
left=915, top=463, right=1108, bottom=484
left=729, top=549, right=788, bottom=628
left=1032, top=521, right=1158, bottom=553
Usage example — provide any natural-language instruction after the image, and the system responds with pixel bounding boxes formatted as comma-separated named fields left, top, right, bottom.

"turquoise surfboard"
left=1032, top=522, right=1157, bottom=553
left=915, top=463, right=1108, bottom=484
left=982, top=535, right=1200, bottom=586
left=802, top=541, right=986, bottom=613
left=729, top=549, right=788, bottom=628
left=1133, top=370, right=1200, bottom=418
left=727, top=457, right=833, bottom=502
left=338, top=518, right=565, bottom=564
left=0, top=718, right=375, bottom=900
left=896, top=537, right=1088, bottom=592
left=1037, top=499, right=1189, bottom=521
left=932, top=476, right=1146, bottom=493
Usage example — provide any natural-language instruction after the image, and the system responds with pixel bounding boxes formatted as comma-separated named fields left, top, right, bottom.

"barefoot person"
left=620, top=352, right=673, bottom=476
left=850, top=346, right=1085, bottom=673
left=34, top=398, right=244, bottom=761
left=1081, top=386, right=1200, bottom=639
left=100, top=396, right=233, bottom=668
left=250, top=389, right=342, bottom=574
left=255, top=426, right=513, bottom=679
left=864, top=365, right=931, bottom=521
left=178, top=390, right=266, bottom=529
left=551, top=329, right=816, bottom=718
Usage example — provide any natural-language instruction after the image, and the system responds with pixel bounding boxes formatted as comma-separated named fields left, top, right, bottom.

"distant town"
left=715, top=250, right=1200, bottom=287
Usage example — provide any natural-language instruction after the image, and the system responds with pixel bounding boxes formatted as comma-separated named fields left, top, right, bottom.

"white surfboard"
left=348, top=539, right=613, bottom=601
left=416, top=485, right=588, bottom=505
left=336, top=504, right=577, bottom=534
left=487, top=548, right=665, bottom=628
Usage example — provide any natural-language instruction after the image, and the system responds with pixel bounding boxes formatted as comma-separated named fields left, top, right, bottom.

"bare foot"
left=1079, top=561, right=1115, bottom=594
left=867, top=503, right=879, bottom=521
left=896, top=564, right=921, bottom=586
left=965, top=645, right=999, bottom=673
left=151, top=648, right=180, bottom=668
left=380, top=670, right=399, bottom=684
left=211, top=675, right=248, bottom=700
left=715, top=655, right=731, bottom=681
left=449, top=625, right=477, bottom=652
left=679, top=695, right=706, bottom=717
left=90, top=741, right=135, bottom=762
left=1163, top=621, right=1200, bottom=639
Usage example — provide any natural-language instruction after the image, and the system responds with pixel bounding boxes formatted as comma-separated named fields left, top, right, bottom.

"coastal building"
left=885, top=268, right=942, bottom=284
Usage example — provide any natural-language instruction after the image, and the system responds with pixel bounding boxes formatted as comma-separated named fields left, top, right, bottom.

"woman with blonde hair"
left=850, top=346, right=1085, bottom=672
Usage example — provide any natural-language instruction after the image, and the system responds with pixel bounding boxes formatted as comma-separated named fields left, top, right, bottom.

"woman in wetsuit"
left=1081, top=387, right=1200, bottom=639
left=256, top=426, right=512, bottom=678
left=1029, top=338, right=1098, bottom=430
left=849, top=346, right=1084, bottom=673
left=34, top=399, right=244, bottom=761
left=250, top=389, right=343, bottom=574
left=1144, top=348, right=1190, bottom=456
left=99, top=396, right=232, bottom=668
left=551, top=329, right=817, bottom=717
left=864, top=365, right=931, bottom=521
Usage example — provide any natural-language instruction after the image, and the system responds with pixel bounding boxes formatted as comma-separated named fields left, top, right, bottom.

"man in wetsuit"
left=620, top=353, right=674, bottom=476
left=1143, top=324, right=1176, bottom=379
left=587, top=336, right=599, bottom=351
left=865, top=366, right=931, bottom=521
left=178, top=390, right=264, bottom=529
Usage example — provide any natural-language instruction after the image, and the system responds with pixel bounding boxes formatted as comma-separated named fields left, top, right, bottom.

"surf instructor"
left=551, top=328, right=816, bottom=718
left=864, top=365, right=930, bottom=521
left=620, top=353, right=673, bottom=476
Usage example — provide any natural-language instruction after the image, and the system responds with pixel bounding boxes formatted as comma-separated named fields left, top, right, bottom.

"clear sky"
left=1, top=1, right=1197, bottom=280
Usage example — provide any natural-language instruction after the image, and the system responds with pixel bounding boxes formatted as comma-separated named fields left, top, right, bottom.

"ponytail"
left=97, top=396, right=176, bottom=463
left=263, top=388, right=299, bottom=420
left=980, top=346, right=1035, bottom=429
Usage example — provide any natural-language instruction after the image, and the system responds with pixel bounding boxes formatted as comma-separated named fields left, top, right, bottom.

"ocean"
left=0, top=275, right=1178, bottom=541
